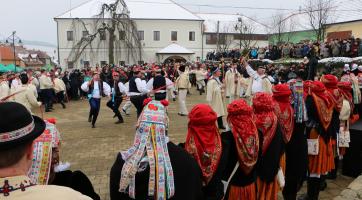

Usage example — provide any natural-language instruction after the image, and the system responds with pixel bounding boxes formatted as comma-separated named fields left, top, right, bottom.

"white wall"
left=56, top=18, right=203, bottom=68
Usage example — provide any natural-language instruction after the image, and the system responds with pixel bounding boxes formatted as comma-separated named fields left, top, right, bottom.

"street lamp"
left=5, top=31, right=22, bottom=73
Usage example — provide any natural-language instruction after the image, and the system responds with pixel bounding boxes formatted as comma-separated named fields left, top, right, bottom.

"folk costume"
left=225, top=66, right=240, bottom=103
left=39, top=72, right=54, bottom=112
left=206, top=67, right=226, bottom=129
left=0, top=102, right=92, bottom=200
left=185, top=104, right=226, bottom=200
left=245, top=65, right=273, bottom=105
left=110, top=100, right=203, bottom=200
left=0, top=76, right=10, bottom=101
left=321, top=75, right=343, bottom=179
left=223, top=99, right=260, bottom=200
left=273, top=84, right=307, bottom=200
left=338, top=82, right=353, bottom=155
left=194, top=67, right=207, bottom=95
left=175, top=66, right=190, bottom=116
left=146, top=67, right=173, bottom=101
left=81, top=76, right=111, bottom=128
left=128, top=70, right=150, bottom=118
left=304, top=81, right=335, bottom=200
left=28, top=119, right=100, bottom=200
left=106, top=72, right=127, bottom=124
left=253, top=93, right=284, bottom=200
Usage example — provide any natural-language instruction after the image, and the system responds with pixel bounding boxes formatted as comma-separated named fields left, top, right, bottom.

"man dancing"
left=81, top=72, right=111, bottom=128
left=106, top=71, right=127, bottom=124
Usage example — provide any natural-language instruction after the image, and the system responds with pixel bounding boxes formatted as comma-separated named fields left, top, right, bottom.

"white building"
left=196, top=13, right=270, bottom=53
left=54, top=0, right=269, bottom=69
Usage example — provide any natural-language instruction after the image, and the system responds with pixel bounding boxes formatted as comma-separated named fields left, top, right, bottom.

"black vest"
left=153, top=75, right=166, bottom=92
left=113, top=80, right=123, bottom=97
left=129, top=77, right=140, bottom=93
left=88, top=81, right=103, bottom=96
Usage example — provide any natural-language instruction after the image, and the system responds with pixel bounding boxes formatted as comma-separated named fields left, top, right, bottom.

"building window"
left=100, top=30, right=106, bottom=40
left=189, top=31, right=195, bottom=41
left=138, top=31, right=144, bottom=40
left=153, top=31, right=160, bottom=41
left=171, top=31, right=177, bottom=41
left=67, top=31, right=74, bottom=41
left=138, top=60, right=144, bottom=65
left=100, top=61, right=107, bottom=66
left=83, top=61, right=90, bottom=68
left=119, top=31, right=126, bottom=40
left=67, top=61, right=74, bottom=69
left=82, top=31, right=89, bottom=38
left=206, top=34, right=217, bottom=44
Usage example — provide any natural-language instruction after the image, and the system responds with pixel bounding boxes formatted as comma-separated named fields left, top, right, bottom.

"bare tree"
left=67, top=0, right=142, bottom=68
left=271, top=13, right=286, bottom=45
left=304, top=0, right=334, bottom=41
left=234, top=17, right=255, bottom=50
left=219, top=25, right=234, bottom=52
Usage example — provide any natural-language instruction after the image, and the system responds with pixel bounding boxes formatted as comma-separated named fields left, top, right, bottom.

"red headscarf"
left=321, top=74, right=343, bottom=112
left=311, top=81, right=334, bottom=131
left=338, top=81, right=354, bottom=112
left=185, top=104, right=222, bottom=185
left=227, top=99, right=259, bottom=175
left=252, top=93, right=278, bottom=155
left=272, top=84, right=294, bottom=143
left=303, top=80, right=313, bottom=98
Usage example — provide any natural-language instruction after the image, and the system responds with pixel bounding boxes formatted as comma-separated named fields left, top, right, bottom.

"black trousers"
left=283, top=123, right=308, bottom=199
left=89, top=98, right=101, bottom=126
left=130, top=95, right=148, bottom=118
left=41, top=89, right=53, bottom=111
left=106, top=97, right=123, bottom=121
left=343, top=129, right=362, bottom=177
left=56, top=91, right=65, bottom=107
left=154, top=93, right=167, bottom=101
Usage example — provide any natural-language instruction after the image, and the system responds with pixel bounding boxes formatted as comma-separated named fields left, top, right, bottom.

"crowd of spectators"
left=207, top=38, right=362, bottom=61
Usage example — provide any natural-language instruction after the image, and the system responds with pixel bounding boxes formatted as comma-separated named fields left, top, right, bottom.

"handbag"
left=307, top=135, right=319, bottom=155
left=339, top=121, right=350, bottom=148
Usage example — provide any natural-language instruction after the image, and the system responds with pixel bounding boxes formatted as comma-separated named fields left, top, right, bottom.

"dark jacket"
left=110, top=142, right=203, bottom=200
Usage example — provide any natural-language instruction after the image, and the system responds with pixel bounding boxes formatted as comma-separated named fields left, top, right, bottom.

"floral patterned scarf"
left=253, top=92, right=278, bottom=155
left=119, top=101, right=174, bottom=199
left=227, top=99, right=259, bottom=175
left=185, top=104, right=222, bottom=185
left=273, top=84, right=295, bottom=144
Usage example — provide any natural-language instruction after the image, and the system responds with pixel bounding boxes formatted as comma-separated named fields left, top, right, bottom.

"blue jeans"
left=89, top=98, right=101, bottom=125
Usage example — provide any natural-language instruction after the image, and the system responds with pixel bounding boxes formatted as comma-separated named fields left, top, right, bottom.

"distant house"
left=0, top=46, right=25, bottom=67
left=325, top=19, right=362, bottom=41
left=17, top=53, right=44, bottom=70
left=196, top=13, right=270, bottom=52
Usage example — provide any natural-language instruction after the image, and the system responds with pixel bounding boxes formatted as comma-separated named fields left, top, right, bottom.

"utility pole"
left=216, top=20, right=220, bottom=52
left=6, top=31, right=22, bottom=73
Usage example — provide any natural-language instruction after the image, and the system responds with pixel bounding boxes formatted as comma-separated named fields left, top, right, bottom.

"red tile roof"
left=0, top=46, right=20, bottom=61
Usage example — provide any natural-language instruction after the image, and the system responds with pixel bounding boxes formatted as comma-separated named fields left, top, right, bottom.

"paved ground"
left=34, top=88, right=353, bottom=200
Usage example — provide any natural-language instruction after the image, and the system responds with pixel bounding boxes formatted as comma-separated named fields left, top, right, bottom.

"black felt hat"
left=0, top=102, right=46, bottom=150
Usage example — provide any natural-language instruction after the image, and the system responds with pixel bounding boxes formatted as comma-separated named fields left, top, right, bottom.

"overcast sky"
left=0, top=0, right=305, bottom=45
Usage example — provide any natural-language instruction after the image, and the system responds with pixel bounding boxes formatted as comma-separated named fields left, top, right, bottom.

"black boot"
left=307, top=177, right=320, bottom=200
left=217, top=117, right=226, bottom=130
left=115, top=114, right=124, bottom=124
left=283, top=193, right=297, bottom=200
left=327, top=157, right=339, bottom=180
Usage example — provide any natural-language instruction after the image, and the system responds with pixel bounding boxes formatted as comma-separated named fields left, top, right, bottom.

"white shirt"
left=11, top=78, right=22, bottom=90
left=111, top=82, right=127, bottom=95
left=129, top=78, right=150, bottom=96
left=81, top=81, right=111, bottom=99
left=246, top=65, right=268, bottom=94
left=146, top=77, right=173, bottom=93
left=0, top=81, right=10, bottom=100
